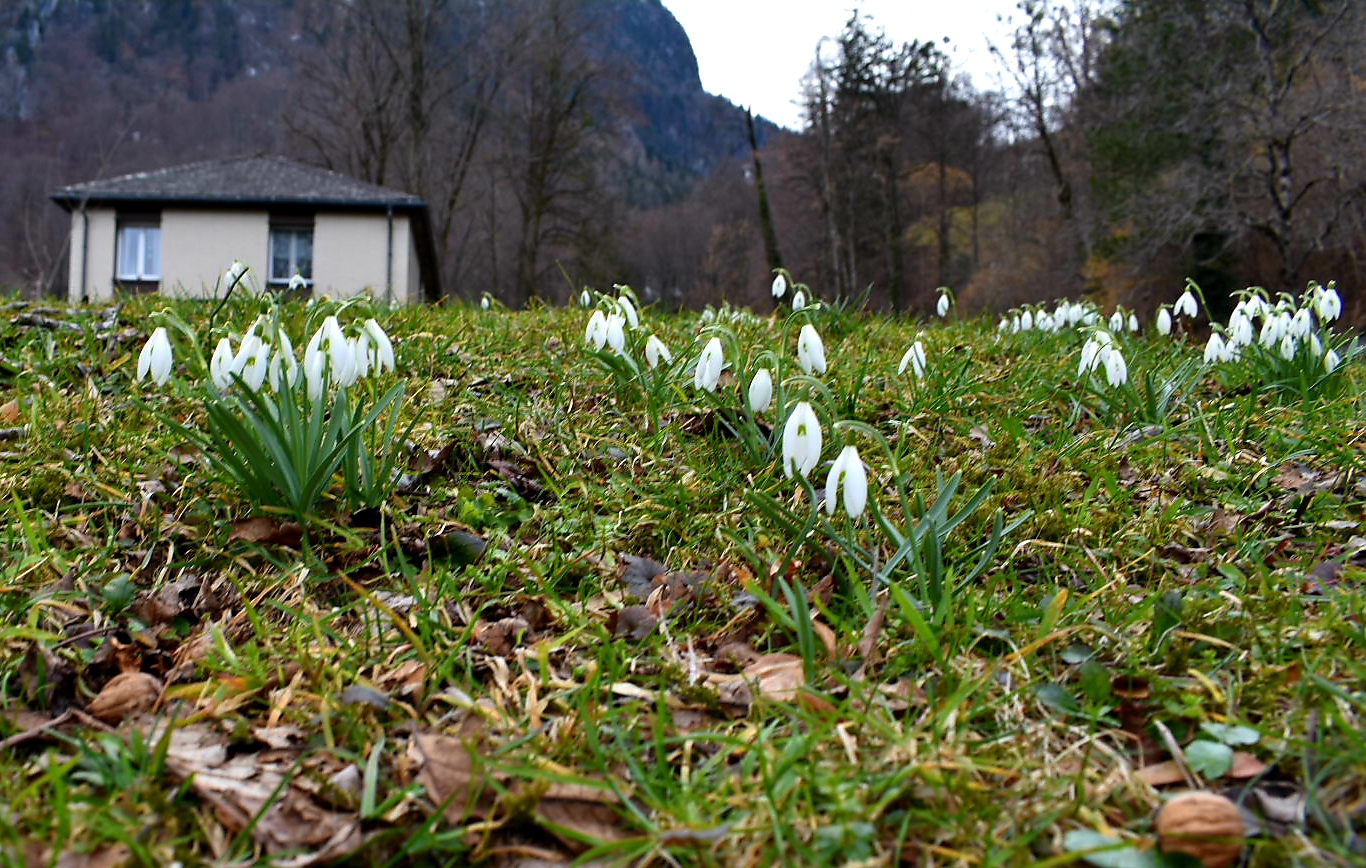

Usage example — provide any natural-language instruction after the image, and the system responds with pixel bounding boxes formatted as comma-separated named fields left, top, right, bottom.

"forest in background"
left=2, top=0, right=1364, bottom=321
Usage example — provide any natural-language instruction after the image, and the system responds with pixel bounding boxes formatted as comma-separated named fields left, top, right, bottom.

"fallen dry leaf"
left=411, top=731, right=501, bottom=825
left=1135, top=751, right=1268, bottom=786
left=0, top=399, right=18, bottom=423
left=86, top=672, right=162, bottom=723
left=228, top=516, right=303, bottom=547
left=537, top=782, right=630, bottom=850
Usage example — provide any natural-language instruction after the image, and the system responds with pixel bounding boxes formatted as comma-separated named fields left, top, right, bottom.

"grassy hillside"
left=0, top=282, right=1362, bottom=866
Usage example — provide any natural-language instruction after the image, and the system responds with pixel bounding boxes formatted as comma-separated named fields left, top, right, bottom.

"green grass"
left=0, top=293, right=1363, bottom=867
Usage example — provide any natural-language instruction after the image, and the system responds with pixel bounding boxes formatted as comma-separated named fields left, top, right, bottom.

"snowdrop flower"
left=1259, top=311, right=1289, bottom=347
left=825, top=444, right=868, bottom=519
left=1156, top=307, right=1172, bottom=336
left=209, top=337, right=236, bottom=391
left=137, top=327, right=173, bottom=386
left=579, top=289, right=593, bottom=308
left=771, top=274, right=787, bottom=299
left=1204, top=332, right=1228, bottom=364
left=781, top=401, right=822, bottom=479
left=351, top=334, right=371, bottom=379
left=304, top=345, right=325, bottom=402
left=305, top=315, right=355, bottom=388
left=223, top=259, right=249, bottom=291
left=997, top=318, right=1008, bottom=331
left=1279, top=333, right=1297, bottom=361
left=585, top=310, right=608, bottom=350
left=1308, top=333, right=1323, bottom=357
left=797, top=323, right=827, bottom=375
left=480, top=294, right=491, bottom=310
left=1079, top=335, right=1104, bottom=377
left=748, top=368, right=773, bottom=413
left=1325, top=348, right=1342, bottom=373
left=617, top=294, right=639, bottom=329
left=362, top=319, right=395, bottom=374
left=1127, top=312, right=1139, bottom=333
left=1290, top=307, right=1312, bottom=340
left=268, top=345, right=298, bottom=392
left=694, top=337, right=724, bottom=392
left=1010, top=314, right=1021, bottom=333
left=1036, top=311, right=1055, bottom=332
left=1227, top=310, right=1254, bottom=347
left=605, top=313, right=626, bottom=355
left=1313, top=284, right=1341, bottom=323
left=898, top=340, right=927, bottom=379
left=1109, top=311, right=1124, bottom=333
left=238, top=336, right=270, bottom=391
left=791, top=289, right=807, bottom=312
left=288, top=272, right=307, bottom=294
left=936, top=291, right=951, bottom=318
left=1103, top=345, right=1128, bottom=386
left=1020, top=310, right=1034, bottom=331
left=644, top=335, right=671, bottom=368
left=1173, top=288, right=1199, bottom=318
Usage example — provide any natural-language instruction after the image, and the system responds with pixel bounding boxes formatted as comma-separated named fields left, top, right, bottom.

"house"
left=51, top=156, right=441, bottom=304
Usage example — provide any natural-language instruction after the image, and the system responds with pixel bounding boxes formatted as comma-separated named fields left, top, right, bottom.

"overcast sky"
left=661, top=0, right=1023, bottom=129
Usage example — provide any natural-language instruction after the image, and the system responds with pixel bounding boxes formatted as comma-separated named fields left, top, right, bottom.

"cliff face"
left=0, top=0, right=771, bottom=204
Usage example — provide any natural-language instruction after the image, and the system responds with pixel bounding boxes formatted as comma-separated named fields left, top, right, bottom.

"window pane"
left=269, top=231, right=290, bottom=282
left=142, top=228, right=161, bottom=279
left=294, top=231, right=313, bottom=280
left=117, top=228, right=140, bottom=279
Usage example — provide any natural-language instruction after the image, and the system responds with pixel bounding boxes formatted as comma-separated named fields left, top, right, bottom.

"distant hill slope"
left=0, top=0, right=774, bottom=204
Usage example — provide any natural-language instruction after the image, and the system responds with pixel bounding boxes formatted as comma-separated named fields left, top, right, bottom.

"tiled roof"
left=51, top=156, right=424, bottom=209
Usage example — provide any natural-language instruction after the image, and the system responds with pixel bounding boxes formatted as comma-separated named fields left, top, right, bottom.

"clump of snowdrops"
left=134, top=266, right=407, bottom=525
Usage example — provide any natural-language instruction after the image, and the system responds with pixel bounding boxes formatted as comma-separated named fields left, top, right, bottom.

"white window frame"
left=268, top=225, right=314, bottom=287
left=115, top=224, right=161, bottom=282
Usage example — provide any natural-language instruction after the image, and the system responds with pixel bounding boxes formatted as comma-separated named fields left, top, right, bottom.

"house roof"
left=51, top=156, right=443, bottom=301
left=50, top=155, right=424, bottom=210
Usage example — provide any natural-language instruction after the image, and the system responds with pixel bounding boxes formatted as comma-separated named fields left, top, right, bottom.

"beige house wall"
left=67, top=205, right=422, bottom=304
left=313, top=212, right=414, bottom=304
left=67, top=208, right=117, bottom=303
left=161, top=209, right=269, bottom=298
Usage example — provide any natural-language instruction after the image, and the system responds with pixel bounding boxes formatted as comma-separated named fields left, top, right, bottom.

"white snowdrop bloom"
left=1227, top=310, right=1254, bottom=347
left=305, top=315, right=355, bottom=388
left=210, top=337, right=236, bottom=391
left=1290, top=308, right=1313, bottom=340
left=824, top=445, right=868, bottom=519
left=694, top=337, right=724, bottom=392
left=1103, top=345, right=1128, bottom=387
left=579, top=289, right=593, bottom=308
left=1260, top=311, right=1290, bottom=348
left=136, top=327, right=174, bottom=387
left=1314, top=284, right=1342, bottom=323
left=936, top=292, right=950, bottom=318
left=585, top=310, right=608, bottom=350
left=480, top=295, right=491, bottom=311
left=997, top=318, right=1008, bottom=331
left=644, top=335, right=671, bottom=368
left=288, top=272, right=307, bottom=293
left=1156, top=308, right=1172, bottom=336
left=1109, top=311, right=1124, bottom=332
left=239, top=337, right=271, bottom=391
left=1010, top=314, right=1021, bottom=333
left=617, top=295, right=639, bottom=330
left=1079, top=336, right=1104, bottom=377
left=771, top=274, right=787, bottom=299
left=1173, top=289, right=1199, bottom=318
left=304, top=344, right=325, bottom=402
left=748, top=368, right=773, bottom=414
left=1308, top=333, right=1323, bottom=357
left=1204, top=332, right=1228, bottom=364
left=605, top=313, right=626, bottom=354
left=781, top=401, right=822, bottom=479
left=791, top=289, right=807, bottom=312
left=797, top=324, right=827, bottom=375
left=1020, top=310, right=1034, bottom=331
left=1325, top=348, right=1342, bottom=373
left=362, top=319, right=395, bottom=374
left=898, top=340, right=927, bottom=379
left=1279, top=333, right=1297, bottom=361
left=1036, top=311, right=1055, bottom=332
left=268, top=346, right=298, bottom=392
left=1127, top=312, right=1139, bottom=333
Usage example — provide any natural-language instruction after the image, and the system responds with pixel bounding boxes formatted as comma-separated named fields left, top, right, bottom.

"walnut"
left=86, top=671, right=163, bottom=723
left=1155, top=791, right=1246, bottom=868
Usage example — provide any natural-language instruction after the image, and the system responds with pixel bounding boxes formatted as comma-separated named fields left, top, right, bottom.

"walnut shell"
left=86, top=671, right=163, bottom=723
left=1155, top=791, right=1246, bottom=868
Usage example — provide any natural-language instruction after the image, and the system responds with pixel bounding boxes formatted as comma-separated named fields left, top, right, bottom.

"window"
left=115, top=222, right=161, bottom=283
left=269, top=222, right=313, bottom=288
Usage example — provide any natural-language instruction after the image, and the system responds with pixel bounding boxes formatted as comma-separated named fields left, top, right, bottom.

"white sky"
left=661, top=0, right=1023, bottom=129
